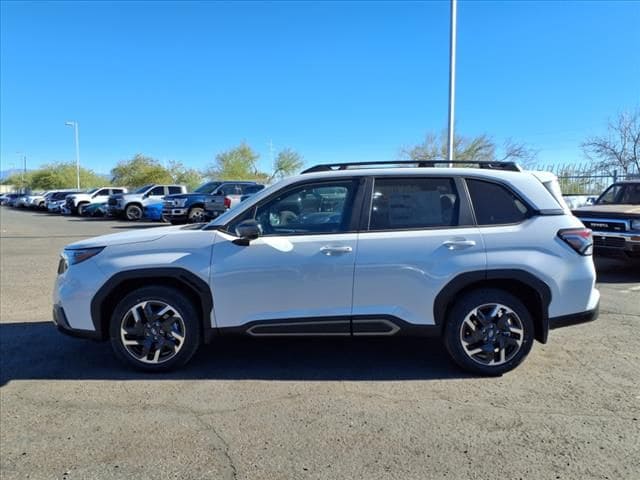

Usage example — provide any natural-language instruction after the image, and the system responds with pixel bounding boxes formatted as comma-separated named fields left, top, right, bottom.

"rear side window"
left=369, top=177, right=459, bottom=230
left=466, top=179, right=529, bottom=225
left=242, top=184, right=264, bottom=194
left=168, top=186, right=183, bottom=194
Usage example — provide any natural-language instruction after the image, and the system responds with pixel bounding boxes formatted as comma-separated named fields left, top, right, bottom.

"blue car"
left=143, top=201, right=166, bottom=222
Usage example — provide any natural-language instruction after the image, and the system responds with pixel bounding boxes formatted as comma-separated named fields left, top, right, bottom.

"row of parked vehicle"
left=0, top=180, right=266, bottom=223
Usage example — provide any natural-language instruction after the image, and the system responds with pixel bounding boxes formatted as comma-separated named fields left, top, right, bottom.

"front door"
left=210, top=179, right=362, bottom=334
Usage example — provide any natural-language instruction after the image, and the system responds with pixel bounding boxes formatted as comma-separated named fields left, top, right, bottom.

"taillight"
left=558, top=228, right=593, bottom=255
left=224, top=196, right=231, bottom=208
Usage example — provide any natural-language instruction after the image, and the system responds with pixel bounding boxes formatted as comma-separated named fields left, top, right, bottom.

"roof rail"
left=301, top=160, right=522, bottom=174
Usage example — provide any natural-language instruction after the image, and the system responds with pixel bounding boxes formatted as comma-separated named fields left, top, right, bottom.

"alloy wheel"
left=119, top=300, right=186, bottom=364
left=459, top=303, right=524, bottom=366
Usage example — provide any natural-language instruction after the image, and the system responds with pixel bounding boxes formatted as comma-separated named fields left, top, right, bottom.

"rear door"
left=352, top=176, right=486, bottom=332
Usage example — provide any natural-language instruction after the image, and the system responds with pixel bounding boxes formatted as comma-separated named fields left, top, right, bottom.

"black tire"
left=188, top=207, right=206, bottom=223
left=444, top=288, right=534, bottom=376
left=125, top=204, right=143, bottom=221
left=77, top=202, right=89, bottom=216
left=109, top=286, right=201, bottom=372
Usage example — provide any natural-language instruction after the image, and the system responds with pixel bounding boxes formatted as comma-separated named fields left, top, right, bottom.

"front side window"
left=467, top=179, right=529, bottom=225
left=244, top=181, right=356, bottom=235
left=369, top=177, right=459, bottom=230
left=148, top=186, right=165, bottom=196
left=94, top=188, right=109, bottom=196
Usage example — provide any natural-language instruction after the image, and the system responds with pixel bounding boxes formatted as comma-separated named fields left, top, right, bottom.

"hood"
left=573, top=204, right=640, bottom=217
left=66, top=224, right=187, bottom=249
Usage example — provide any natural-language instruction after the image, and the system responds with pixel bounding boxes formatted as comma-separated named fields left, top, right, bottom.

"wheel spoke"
left=152, top=348, right=162, bottom=363
left=170, top=331, right=184, bottom=343
left=474, top=309, right=490, bottom=326
left=123, top=338, right=144, bottom=346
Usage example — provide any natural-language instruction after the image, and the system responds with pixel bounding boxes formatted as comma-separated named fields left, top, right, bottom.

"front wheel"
left=125, top=204, right=143, bottom=221
left=188, top=207, right=206, bottom=223
left=109, top=286, right=201, bottom=372
left=77, top=203, right=89, bottom=216
left=444, top=289, right=534, bottom=376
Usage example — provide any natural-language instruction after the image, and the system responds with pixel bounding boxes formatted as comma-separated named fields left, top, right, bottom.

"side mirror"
left=233, top=219, right=260, bottom=246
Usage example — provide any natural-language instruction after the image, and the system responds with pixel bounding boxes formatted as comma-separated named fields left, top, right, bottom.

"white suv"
left=53, top=161, right=599, bottom=375
left=66, top=187, right=128, bottom=215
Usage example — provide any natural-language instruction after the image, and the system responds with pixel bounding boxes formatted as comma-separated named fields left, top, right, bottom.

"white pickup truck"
left=66, top=187, right=128, bottom=215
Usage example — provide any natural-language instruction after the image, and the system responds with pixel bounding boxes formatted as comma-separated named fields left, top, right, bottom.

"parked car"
left=81, top=202, right=109, bottom=217
left=163, top=181, right=264, bottom=224
left=26, top=191, right=54, bottom=209
left=66, top=187, right=128, bottom=215
left=202, top=183, right=265, bottom=220
left=46, top=190, right=84, bottom=213
left=0, top=193, right=23, bottom=206
left=563, top=194, right=597, bottom=209
left=53, top=161, right=599, bottom=374
left=573, top=180, right=640, bottom=261
left=11, top=193, right=31, bottom=208
left=108, top=184, right=187, bottom=220
left=143, top=201, right=166, bottom=222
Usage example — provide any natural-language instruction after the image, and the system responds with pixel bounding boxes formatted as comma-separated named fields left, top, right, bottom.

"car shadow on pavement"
left=595, top=258, right=640, bottom=284
left=0, top=321, right=470, bottom=386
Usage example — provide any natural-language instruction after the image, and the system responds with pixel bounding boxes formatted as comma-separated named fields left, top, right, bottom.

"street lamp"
left=15, top=151, right=27, bottom=193
left=447, top=0, right=457, bottom=166
left=65, top=121, right=81, bottom=189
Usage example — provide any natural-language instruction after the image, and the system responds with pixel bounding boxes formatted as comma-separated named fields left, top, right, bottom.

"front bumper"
left=53, top=304, right=102, bottom=340
left=591, top=230, right=640, bottom=259
left=162, top=208, right=188, bottom=220
left=549, top=300, right=599, bottom=330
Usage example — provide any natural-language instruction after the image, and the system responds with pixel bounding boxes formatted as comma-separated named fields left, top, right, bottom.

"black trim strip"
left=549, top=302, right=599, bottom=329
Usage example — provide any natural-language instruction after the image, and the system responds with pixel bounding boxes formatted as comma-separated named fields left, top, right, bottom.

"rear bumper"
left=549, top=301, right=599, bottom=330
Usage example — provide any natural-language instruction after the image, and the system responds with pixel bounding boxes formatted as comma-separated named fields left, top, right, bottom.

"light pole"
left=15, top=151, right=27, bottom=192
left=65, top=121, right=81, bottom=189
left=447, top=0, right=457, bottom=166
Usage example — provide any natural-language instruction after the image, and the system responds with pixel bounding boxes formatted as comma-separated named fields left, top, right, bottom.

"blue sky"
left=1, top=0, right=639, bottom=175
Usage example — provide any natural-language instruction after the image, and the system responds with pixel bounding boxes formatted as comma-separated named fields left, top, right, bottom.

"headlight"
left=631, top=219, right=640, bottom=231
left=62, top=247, right=105, bottom=267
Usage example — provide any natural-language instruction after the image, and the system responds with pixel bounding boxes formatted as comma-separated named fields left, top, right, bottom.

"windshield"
left=596, top=183, right=640, bottom=205
left=194, top=181, right=222, bottom=193
left=134, top=184, right=154, bottom=194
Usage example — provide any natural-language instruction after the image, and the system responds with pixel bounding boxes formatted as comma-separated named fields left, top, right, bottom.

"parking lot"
left=0, top=206, right=638, bottom=479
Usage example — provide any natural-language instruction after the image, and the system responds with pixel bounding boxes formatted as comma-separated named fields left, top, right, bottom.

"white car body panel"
left=211, top=230, right=357, bottom=327
left=352, top=227, right=486, bottom=325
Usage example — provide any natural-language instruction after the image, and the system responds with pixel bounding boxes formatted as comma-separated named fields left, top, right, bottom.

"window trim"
left=222, top=178, right=365, bottom=237
left=464, top=177, right=535, bottom=227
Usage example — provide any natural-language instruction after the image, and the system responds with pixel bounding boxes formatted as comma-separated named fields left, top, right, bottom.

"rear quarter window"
left=466, top=179, right=529, bottom=225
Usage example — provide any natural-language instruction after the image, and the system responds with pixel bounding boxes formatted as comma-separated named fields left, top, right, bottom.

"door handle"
left=320, top=245, right=353, bottom=255
left=442, top=239, right=476, bottom=250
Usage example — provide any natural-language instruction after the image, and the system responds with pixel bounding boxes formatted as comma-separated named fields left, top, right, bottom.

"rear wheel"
left=125, top=204, right=143, bottom=221
left=109, top=286, right=201, bottom=372
left=444, top=289, right=534, bottom=376
left=188, top=207, right=206, bottom=223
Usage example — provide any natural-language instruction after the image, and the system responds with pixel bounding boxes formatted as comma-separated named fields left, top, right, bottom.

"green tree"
left=1, top=163, right=105, bottom=190
left=270, top=148, right=304, bottom=181
left=111, top=154, right=172, bottom=188
left=401, top=131, right=537, bottom=166
left=167, top=160, right=203, bottom=191
left=1, top=171, right=34, bottom=191
left=204, top=142, right=268, bottom=181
